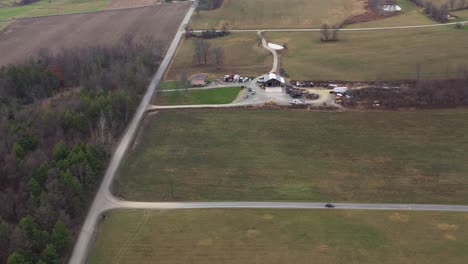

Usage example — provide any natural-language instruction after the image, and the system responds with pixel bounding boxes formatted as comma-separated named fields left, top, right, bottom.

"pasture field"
left=164, top=33, right=272, bottom=80
left=0, top=2, right=191, bottom=65
left=0, top=0, right=110, bottom=21
left=267, top=26, right=468, bottom=81
left=88, top=209, right=468, bottom=264
left=153, top=87, right=242, bottom=105
left=114, top=109, right=468, bottom=203
left=190, top=0, right=365, bottom=29
left=453, top=8, right=468, bottom=19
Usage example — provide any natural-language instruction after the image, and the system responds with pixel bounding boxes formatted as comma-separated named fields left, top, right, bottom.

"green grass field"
left=190, top=0, right=364, bottom=29
left=114, top=109, right=468, bottom=203
left=154, top=87, right=242, bottom=105
left=165, top=33, right=272, bottom=80
left=453, top=8, right=468, bottom=19
left=267, top=26, right=468, bottom=81
left=88, top=209, right=468, bottom=264
left=0, top=0, right=110, bottom=21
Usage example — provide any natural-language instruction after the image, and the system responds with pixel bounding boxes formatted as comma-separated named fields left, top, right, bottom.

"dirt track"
left=0, top=2, right=191, bottom=65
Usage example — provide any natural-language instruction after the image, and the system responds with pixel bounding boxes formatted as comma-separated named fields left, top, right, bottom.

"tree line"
left=0, top=35, right=164, bottom=264
left=348, top=68, right=468, bottom=109
left=410, top=0, right=467, bottom=10
left=409, top=0, right=468, bottom=23
left=13, top=0, right=40, bottom=6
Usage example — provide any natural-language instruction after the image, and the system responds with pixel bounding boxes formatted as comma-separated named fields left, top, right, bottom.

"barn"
left=264, top=73, right=285, bottom=87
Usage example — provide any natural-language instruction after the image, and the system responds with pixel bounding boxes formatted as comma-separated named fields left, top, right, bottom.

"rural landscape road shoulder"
left=68, top=3, right=196, bottom=264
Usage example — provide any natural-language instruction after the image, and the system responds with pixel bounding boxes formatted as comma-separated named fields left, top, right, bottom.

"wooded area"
left=0, top=36, right=163, bottom=264
left=348, top=71, right=468, bottom=108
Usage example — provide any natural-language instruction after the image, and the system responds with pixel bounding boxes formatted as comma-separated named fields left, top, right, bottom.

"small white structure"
left=381, top=5, right=402, bottom=12
left=333, top=87, right=348, bottom=94
left=268, top=43, right=284, bottom=50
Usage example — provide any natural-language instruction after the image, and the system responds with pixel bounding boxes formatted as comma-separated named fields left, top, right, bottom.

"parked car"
left=292, top=99, right=306, bottom=105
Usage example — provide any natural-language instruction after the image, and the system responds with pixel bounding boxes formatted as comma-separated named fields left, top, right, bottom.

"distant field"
left=349, top=0, right=434, bottom=28
left=165, top=33, right=271, bottom=80
left=267, top=27, right=468, bottom=81
left=453, top=8, right=468, bottom=19
left=0, top=0, right=16, bottom=8
left=89, top=209, right=468, bottom=264
left=153, top=87, right=242, bottom=105
left=0, top=0, right=111, bottom=21
left=190, top=0, right=365, bottom=29
left=114, top=109, right=468, bottom=203
left=0, top=3, right=191, bottom=65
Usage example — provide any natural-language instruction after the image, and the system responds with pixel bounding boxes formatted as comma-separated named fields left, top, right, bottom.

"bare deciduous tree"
left=460, top=0, right=467, bottom=9
left=320, top=24, right=339, bottom=42
left=213, top=47, right=225, bottom=66
left=449, top=0, right=456, bottom=10
left=320, top=24, right=330, bottom=42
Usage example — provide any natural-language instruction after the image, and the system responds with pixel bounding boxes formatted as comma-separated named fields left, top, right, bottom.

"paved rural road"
left=258, top=31, right=279, bottom=73
left=194, top=20, right=468, bottom=33
left=68, top=3, right=196, bottom=264
left=105, top=198, right=468, bottom=212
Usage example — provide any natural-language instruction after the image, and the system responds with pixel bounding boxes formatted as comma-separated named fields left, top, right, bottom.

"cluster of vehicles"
left=286, top=87, right=306, bottom=98
left=244, top=87, right=256, bottom=99
left=292, top=81, right=345, bottom=90
left=224, top=74, right=252, bottom=83
left=291, top=80, right=314, bottom=87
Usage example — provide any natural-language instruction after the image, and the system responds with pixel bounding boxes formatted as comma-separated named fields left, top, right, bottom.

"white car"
left=292, top=99, right=306, bottom=105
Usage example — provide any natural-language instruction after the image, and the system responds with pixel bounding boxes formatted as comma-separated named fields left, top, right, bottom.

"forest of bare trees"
left=0, top=36, right=163, bottom=264
left=348, top=69, right=468, bottom=109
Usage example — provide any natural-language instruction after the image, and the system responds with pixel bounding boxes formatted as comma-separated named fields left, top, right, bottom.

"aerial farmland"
left=1, top=0, right=468, bottom=263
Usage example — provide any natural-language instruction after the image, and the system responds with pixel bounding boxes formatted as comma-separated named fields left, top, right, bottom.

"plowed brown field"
left=0, top=2, right=191, bottom=65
